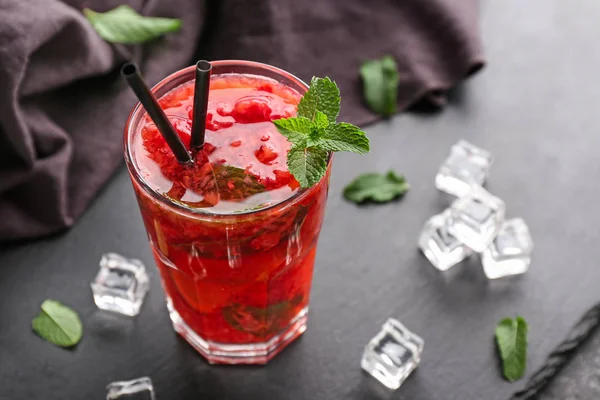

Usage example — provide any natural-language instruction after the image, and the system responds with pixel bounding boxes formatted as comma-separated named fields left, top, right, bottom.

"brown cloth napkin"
left=0, top=0, right=483, bottom=242
left=201, top=0, right=484, bottom=125
left=0, top=0, right=204, bottom=242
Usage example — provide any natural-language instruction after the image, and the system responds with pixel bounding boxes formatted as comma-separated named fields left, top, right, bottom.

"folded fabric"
left=0, top=0, right=203, bottom=242
left=201, top=0, right=484, bottom=125
left=0, top=0, right=483, bottom=242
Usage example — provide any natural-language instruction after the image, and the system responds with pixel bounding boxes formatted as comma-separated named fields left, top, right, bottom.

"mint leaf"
left=32, top=300, right=83, bottom=348
left=211, top=165, right=266, bottom=200
left=84, top=5, right=182, bottom=44
left=360, top=55, right=399, bottom=116
left=495, top=316, right=528, bottom=381
left=287, top=144, right=329, bottom=188
left=317, top=123, right=369, bottom=154
left=222, top=295, right=303, bottom=337
left=297, top=77, right=340, bottom=122
left=314, top=111, right=330, bottom=130
left=273, top=117, right=311, bottom=143
left=343, top=171, right=409, bottom=203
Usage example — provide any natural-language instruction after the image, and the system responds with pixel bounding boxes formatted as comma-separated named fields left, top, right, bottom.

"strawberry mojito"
left=124, top=61, right=330, bottom=364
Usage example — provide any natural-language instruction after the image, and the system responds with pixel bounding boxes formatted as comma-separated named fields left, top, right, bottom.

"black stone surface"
left=2, top=1, right=600, bottom=399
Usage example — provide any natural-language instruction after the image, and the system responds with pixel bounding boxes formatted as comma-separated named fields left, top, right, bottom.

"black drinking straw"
left=190, top=60, right=212, bottom=150
left=121, top=62, right=192, bottom=164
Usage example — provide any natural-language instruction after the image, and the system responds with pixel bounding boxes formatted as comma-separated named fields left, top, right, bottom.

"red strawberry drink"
left=124, top=61, right=331, bottom=364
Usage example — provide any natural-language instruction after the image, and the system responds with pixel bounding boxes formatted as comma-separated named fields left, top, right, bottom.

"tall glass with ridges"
left=124, top=61, right=331, bottom=364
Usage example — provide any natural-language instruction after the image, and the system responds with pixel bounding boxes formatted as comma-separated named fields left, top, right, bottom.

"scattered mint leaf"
left=360, top=55, right=399, bottom=116
left=84, top=5, right=182, bottom=44
left=274, top=77, right=370, bottom=188
left=287, top=144, right=329, bottom=188
left=343, top=171, right=409, bottom=203
left=495, top=316, right=529, bottom=382
left=318, top=123, right=369, bottom=154
left=272, top=117, right=311, bottom=143
left=297, top=77, right=340, bottom=122
left=32, top=299, right=83, bottom=348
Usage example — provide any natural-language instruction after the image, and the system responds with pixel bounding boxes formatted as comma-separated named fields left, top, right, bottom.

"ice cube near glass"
left=361, top=318, right=424, bottom=390
left=435, top=140, right=494, bottom=197
left=482, top=218, right=533, bottom=279
left=447, top=187, right=505, bottom=252
left=91, top=253, right=150, bottom=317
left=106, top=377, right=154, bottom=400
left=419, top=210, right=473, bottom=271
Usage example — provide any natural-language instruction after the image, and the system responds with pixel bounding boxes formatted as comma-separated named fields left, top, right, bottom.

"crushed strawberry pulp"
left=130, top=74, right=330, bottom=350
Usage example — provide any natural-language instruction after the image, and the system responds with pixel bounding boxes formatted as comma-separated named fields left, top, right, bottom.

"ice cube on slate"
left=418, top=210, right=473, bottom=271
left=106, top=377, right=155, bottom=400
left=482, top=218, right=533, bottom=279
left=447, top=187, right=505, bottom=252
left=361, top=318, right=424, bottom=390
left=435, top=140, right=494, bottom=197
left=91, top=253, right=150, bottom=317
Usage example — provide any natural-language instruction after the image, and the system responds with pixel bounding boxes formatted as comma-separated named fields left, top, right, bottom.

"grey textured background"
left=1, top=1, right=600, bottom=399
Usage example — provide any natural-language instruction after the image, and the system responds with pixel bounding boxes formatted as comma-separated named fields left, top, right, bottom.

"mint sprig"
left=495, top=316, right=529, bottom=381
left=84, top=5, right=182, bottom=44
left=274, top=77, right=370, bottom=188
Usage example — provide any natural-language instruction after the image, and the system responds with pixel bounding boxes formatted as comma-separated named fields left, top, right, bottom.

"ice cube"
left=447, top=187, right=505, bottom=252
left=91, top=253, right=150, bottom=317
left=106, top=377, right=154, bottom=400
left=361, top=318, right=424, bottom=390
left=482, top=218, right=533, bottom=279
left=418, top=210, right=473, bottom=271
left=435, top=140, right=493, bottom=197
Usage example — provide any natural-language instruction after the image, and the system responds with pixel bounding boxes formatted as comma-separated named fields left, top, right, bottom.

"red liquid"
left=128, top=73, right=330, bottom=361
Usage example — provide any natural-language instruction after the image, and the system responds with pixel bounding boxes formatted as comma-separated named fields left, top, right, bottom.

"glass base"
left=166, top=297, right=308, bottom=364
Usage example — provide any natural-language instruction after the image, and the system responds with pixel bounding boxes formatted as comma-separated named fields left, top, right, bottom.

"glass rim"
left=123, top=59, right=332, bottom=220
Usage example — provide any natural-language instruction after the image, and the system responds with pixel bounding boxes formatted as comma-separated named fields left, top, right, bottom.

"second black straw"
left=191, top=60, right=212, bottom=150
